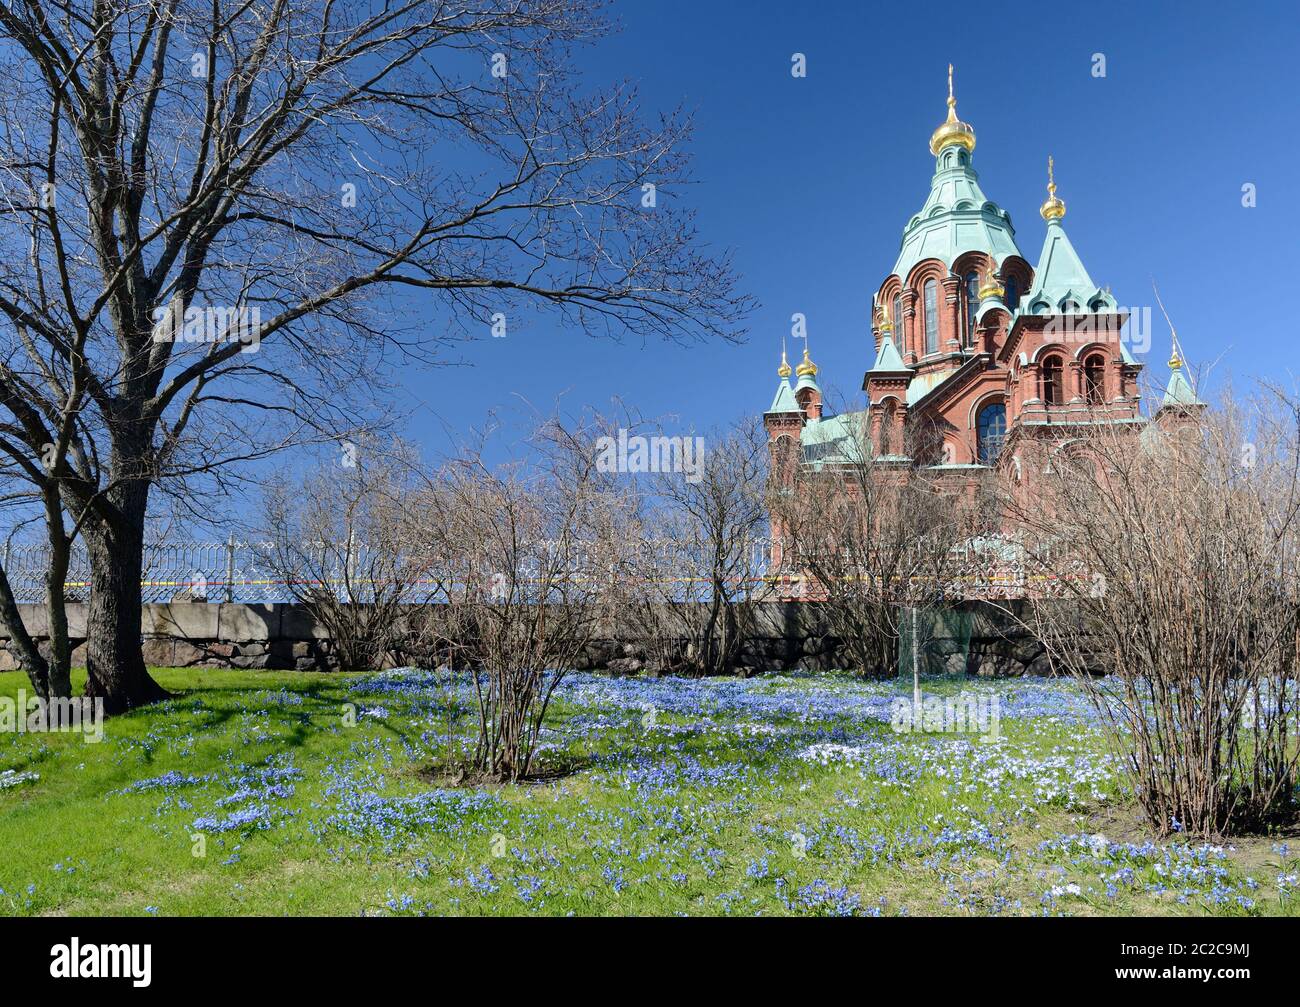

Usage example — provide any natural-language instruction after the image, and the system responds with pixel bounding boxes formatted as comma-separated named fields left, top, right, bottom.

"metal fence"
left=2, top=534, right=1052, bottom=604
left=3, top=537, right=288, bottom=604
left=1, top=537, right=780, bottom=604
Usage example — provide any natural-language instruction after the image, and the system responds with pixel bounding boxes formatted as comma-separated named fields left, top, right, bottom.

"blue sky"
left=397, top=0, right=1299, bottom=454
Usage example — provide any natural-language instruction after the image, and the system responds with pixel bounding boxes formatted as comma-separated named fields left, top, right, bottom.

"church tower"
left=762, top=66, right=1168, bottom=531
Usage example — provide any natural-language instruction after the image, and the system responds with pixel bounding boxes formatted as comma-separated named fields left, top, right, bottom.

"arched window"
left=965, top=271, right=979, bottom=342
left=976, top=402, right=1006, bottom=465
left=879, top=400, right=896, bottom=456
left=1004, top=277, right=1019, bottom=312
left=892, top=294, right=903, bottom=348
left=1084, top=354, right=1105, bottom=404
left=923, top=279, right=938, bottom=354
left=1041, top=356, right=1064, bottom=406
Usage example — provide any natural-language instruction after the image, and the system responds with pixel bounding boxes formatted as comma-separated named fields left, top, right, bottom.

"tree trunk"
left=0, top=563, right=49, bottom=697
left=82, top=512, right=169, bottom=714
left=43, top=503, right=72, bottom=698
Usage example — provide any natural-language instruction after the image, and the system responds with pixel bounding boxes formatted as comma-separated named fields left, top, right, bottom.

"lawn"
left=1, top=667, right=1296, bottom=916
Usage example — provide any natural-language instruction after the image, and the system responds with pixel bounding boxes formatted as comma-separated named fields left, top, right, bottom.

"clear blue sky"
left=398, top=0, right=1299, bottom=454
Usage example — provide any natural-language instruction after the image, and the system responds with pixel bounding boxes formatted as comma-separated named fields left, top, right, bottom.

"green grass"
left=0, top=666, right=1296, bottom=916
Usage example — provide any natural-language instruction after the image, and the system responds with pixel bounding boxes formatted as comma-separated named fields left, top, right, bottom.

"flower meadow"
left=0, top=666, right=1295, bottom=917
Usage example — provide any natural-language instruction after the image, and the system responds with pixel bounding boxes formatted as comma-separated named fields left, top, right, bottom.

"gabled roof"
left=906, top=354, right=988, bottom=411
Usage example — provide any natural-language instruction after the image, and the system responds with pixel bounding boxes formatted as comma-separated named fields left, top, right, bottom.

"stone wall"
left=0, top=600, right=1052, bottom=677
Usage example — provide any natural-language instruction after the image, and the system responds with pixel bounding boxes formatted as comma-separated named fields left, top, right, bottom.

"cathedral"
left=764, top=67, right=1203, bottom=512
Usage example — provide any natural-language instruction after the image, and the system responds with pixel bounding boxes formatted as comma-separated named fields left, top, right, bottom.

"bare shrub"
left=1009, top=391, right=1300, bottom=836
left=771, top=412, right=984, bottom=679
left=414, top=420, right=634, bottom=782
left=262, top=443, right=426, bottom=671
left=628, top=419, right=768, bottom=676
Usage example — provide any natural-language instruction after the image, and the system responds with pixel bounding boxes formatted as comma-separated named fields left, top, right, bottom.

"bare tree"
left=0, top=0, right=750, bottom=711
left=415, top=417, right=634, bottom=782
left=0, top=466, right=76, bottom=697
left=261, top=440, right=426, bottom=671
left=771, top=412, right=982, bottom=679
left=1007, top=390, right=1300, bottom=837
left=630, top=418, right=768, bottom=676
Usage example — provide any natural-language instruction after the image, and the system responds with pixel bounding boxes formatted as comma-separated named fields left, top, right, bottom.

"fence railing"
left=1, top=537, right=781, bottom=604
left=3, top=537, right=287, bottom=604
left=2, top=534, right=1057, bottom=604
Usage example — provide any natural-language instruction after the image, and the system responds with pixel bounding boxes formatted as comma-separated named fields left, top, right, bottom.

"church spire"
left=1155, top=287, right=1203, bottom=411
left=1040, top=155, right=1066, bottom=222
left=1024, top=154, right=1118, bottom=316
left=777, top=337, right=792, bottom=378
left=929, top=63, right=976, bottom=156
left=1161, top=344, right=1203, bottom=410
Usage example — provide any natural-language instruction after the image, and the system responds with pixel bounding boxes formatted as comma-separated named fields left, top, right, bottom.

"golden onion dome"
left=977, top=268, right=1004, bottom=301
left=1040, top=155, right=1066, bottom=221
left=1168, top=349, right=1183, bottom=371
left=929, top=64, right=976, bottom=156
left=777, top=347, right=792, bottom=378
left=795, top=346, right=817, bottom=377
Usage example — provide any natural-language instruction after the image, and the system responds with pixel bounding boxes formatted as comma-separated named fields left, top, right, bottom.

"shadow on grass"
left=419, top=750, right=594, bottom=789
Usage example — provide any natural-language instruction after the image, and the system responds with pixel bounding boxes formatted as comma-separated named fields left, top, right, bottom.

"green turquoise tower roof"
left=1160, top=354, right=1203, bottom=409
left=1023, top=158, right=1118, bottom=316
left=869, top=334, right=909, bottom=373
left=892, top=71, right=1023, bottom=281
left=892, top=157, right=1023, bottom=281
left=767, top=378, right=800, bottom=414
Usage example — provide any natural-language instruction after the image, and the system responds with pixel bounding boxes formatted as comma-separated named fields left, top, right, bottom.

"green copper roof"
left=794, top=370, right=821, bottom=395
left=800, top=411, right=869, bottom=466
left=905, top=366, right=958, bottom=407
left=1161, top=365, right=1203, bottom=409
left=869, top=334, right=908, bottom=373
left=767, top=378, right=800, bottom=414
left=1024, top=218, right=1117, bottom=316
left=892, top=147, right=1024, bottom=281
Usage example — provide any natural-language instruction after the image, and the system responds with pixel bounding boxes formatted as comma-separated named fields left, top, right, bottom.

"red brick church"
left=764, top=67, right=1202, bottom=512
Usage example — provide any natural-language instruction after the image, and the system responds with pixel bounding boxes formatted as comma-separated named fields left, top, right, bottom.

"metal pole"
left=225, top=533, right=236, bottom=603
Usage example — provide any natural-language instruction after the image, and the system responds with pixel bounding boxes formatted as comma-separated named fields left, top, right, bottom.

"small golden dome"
left=1168, top=350, right=1182, bottom=371
left=777, top=348, right=792, bottom=378
left=1040, top=155, right=1066, bottom=221
left=795, top=346, right=817, bottom=377
left=929, top=64, right=976, bottom=156
left=878, top=303, right=894, bottom=334
left=977, top=268, right=1004, bottom=301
